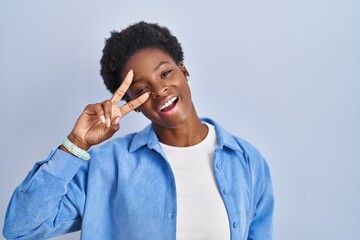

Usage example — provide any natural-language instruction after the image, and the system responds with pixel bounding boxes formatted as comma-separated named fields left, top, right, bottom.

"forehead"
left=122, top=48, right=176, bottom=75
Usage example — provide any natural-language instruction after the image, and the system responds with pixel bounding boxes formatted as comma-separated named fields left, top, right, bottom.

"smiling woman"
left=3, top=22, right=274, bottom=240
left=123, top=48, right=200, bottom=144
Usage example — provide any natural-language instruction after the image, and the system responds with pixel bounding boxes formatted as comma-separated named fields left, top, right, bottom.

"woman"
left=3, top=22, right=274, bottom=240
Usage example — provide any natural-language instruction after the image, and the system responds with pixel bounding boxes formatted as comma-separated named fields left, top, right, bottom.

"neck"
left=153, top=115, right=208, bottom=147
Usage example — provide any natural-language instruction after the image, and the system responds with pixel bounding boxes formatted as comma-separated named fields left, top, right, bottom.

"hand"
left=67, top=70, right=150, bottom=150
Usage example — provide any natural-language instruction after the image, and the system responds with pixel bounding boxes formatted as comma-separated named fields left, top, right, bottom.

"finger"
left=103, top=100, right=113, bottom=127
left=110, top=117, right=120, bottom=130
left=110, top=119, right=121, bottom=133
left=119, top=92, right=150, bottom=117
left=102, top=118, right=121, bottom=139
left=110, top=69, right=134, bottom=105
left=112, top=121, right=120, bottom=132
left=113, top=116, right=120, bottom=125
left=93, top=104, right=106, bottom=123
left=84, top=104, right=105, bottom=123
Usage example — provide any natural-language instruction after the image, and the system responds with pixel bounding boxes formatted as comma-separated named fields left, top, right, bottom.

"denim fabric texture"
left=3, top=118, right=274, bottom=240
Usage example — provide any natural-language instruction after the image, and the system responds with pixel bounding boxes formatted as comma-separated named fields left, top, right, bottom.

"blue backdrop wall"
left=1, top=1, right=359, bottom=239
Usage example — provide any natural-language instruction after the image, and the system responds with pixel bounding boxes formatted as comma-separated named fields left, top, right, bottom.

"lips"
left=157, top=96, right=179, bottom=112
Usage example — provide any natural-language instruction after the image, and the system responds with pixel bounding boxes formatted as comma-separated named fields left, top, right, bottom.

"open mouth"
left=159, top=96, right=178, bottom=112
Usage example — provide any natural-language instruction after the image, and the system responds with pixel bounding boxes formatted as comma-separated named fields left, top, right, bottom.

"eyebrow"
left=154, top=61, right=170, bottom=71
left=131, top=61, right=171, bottom=84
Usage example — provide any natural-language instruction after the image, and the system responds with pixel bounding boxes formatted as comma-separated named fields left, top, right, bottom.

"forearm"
left=3, top=149, right=85, bottom=239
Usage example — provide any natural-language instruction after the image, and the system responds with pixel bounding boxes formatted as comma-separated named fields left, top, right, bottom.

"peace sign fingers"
left=110, top=69, right=134, bottom=105
left=118, top=91, right=150, bottom=117
left=68, top=69, right=150, bottom=149
left=109, top=69, right=150, bottom=119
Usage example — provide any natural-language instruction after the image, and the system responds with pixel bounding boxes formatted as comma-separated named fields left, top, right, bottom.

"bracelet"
left=62, top=137, right=91, bottom=160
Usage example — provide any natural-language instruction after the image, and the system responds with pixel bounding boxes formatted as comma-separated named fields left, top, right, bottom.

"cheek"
left=180, top=82, right=191, bottom=97
left=139, top=99, right=153, bottom=112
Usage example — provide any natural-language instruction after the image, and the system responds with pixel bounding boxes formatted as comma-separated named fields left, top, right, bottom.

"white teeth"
left=160, top=97, right=178, bottom=110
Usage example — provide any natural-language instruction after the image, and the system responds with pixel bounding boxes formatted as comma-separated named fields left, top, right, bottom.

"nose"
left=151, top=86, right=168, bottom=99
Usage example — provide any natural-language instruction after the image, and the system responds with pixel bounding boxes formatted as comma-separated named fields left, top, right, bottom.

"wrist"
left=68, top=132, right=91, bottom=151
left=62, top=135, right=91, bottom=160
left=60, top=145, right=72, bottom=155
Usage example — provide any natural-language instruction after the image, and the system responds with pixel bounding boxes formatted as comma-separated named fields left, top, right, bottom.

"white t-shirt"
left=160, top=123, right=230, bottom=240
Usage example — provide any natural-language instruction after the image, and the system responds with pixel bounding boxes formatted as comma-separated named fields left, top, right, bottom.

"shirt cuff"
left=41, top=148, right=85, bottom=182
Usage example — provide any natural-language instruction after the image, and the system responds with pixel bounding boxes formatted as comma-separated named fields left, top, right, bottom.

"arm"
left=248, top=159, right=274, bottom=240
left=3, top=149, right=86, bottom=239
left=3, top=70, right=150, bottom=239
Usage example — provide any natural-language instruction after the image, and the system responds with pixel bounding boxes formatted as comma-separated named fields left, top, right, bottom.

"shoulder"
left=203, top=117, right=270, bottom=173
left=204, top=118, right=265, bottom=157
left=230, top=135, right=270, bottom=180
left=228, top=134, right=272, bottom=201
left=90, top=132, right=137, bottom=155
left=84, top=132, right=141, bottom=176
left=87, top=123, right=154, bottom=163
left=233, top=136, right=266, bottom=164
left=212, top=121, right=273, bottom=200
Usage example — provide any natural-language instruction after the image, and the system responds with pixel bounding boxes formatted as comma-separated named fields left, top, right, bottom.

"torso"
left=160, top=123, right=231, bottom=240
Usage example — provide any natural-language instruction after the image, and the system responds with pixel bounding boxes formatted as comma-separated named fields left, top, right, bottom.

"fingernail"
left=100, top=115, right=105, bottom=123
left=106, top=118, right=111, bottom=127
left=114, top=117, right=120, bottom=125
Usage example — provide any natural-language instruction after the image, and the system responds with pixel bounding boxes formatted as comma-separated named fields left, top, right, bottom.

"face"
left=122, top=48, right=193, bottom=129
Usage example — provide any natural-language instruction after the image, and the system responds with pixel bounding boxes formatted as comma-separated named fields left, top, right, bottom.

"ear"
left=179, top=62, right=190, bottom=80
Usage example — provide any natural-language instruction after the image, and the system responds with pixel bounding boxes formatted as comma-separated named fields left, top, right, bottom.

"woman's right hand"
left=64, top=70, right=150, bottom=151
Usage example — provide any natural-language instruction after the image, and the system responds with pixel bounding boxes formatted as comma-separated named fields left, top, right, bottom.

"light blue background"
left=1, top=1, right=359, bottom=239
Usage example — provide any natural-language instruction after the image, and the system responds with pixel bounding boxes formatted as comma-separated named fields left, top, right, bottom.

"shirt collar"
left=129, top=124, right=159, bottom=153
left=201, top=118, right=243, bottom=153
left=129, top=118, right=243, bottom=153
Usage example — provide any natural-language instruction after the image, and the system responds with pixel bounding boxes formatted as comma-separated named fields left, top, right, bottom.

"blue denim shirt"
left=3, top=118, right=274, bottom=240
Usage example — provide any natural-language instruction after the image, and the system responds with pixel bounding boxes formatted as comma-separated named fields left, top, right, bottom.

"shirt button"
left=216, top=163, right=222, bottom=170
left=223, top=189, right=230, bottom=195
left=233, top=221, right=238, bottom=228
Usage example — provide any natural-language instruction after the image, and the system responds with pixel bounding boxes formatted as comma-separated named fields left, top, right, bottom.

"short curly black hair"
left=100, top=21, right=184, bottom=94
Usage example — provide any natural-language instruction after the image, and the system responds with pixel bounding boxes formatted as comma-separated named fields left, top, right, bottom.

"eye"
left=161, top=69, right=172, bottom=78
left=135, top=86, right=148, bottom=95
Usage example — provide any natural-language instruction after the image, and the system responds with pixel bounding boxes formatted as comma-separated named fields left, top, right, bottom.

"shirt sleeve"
left=247, top=157, right=275, bottom=240
left=3, top=148, right=88, bottom=239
